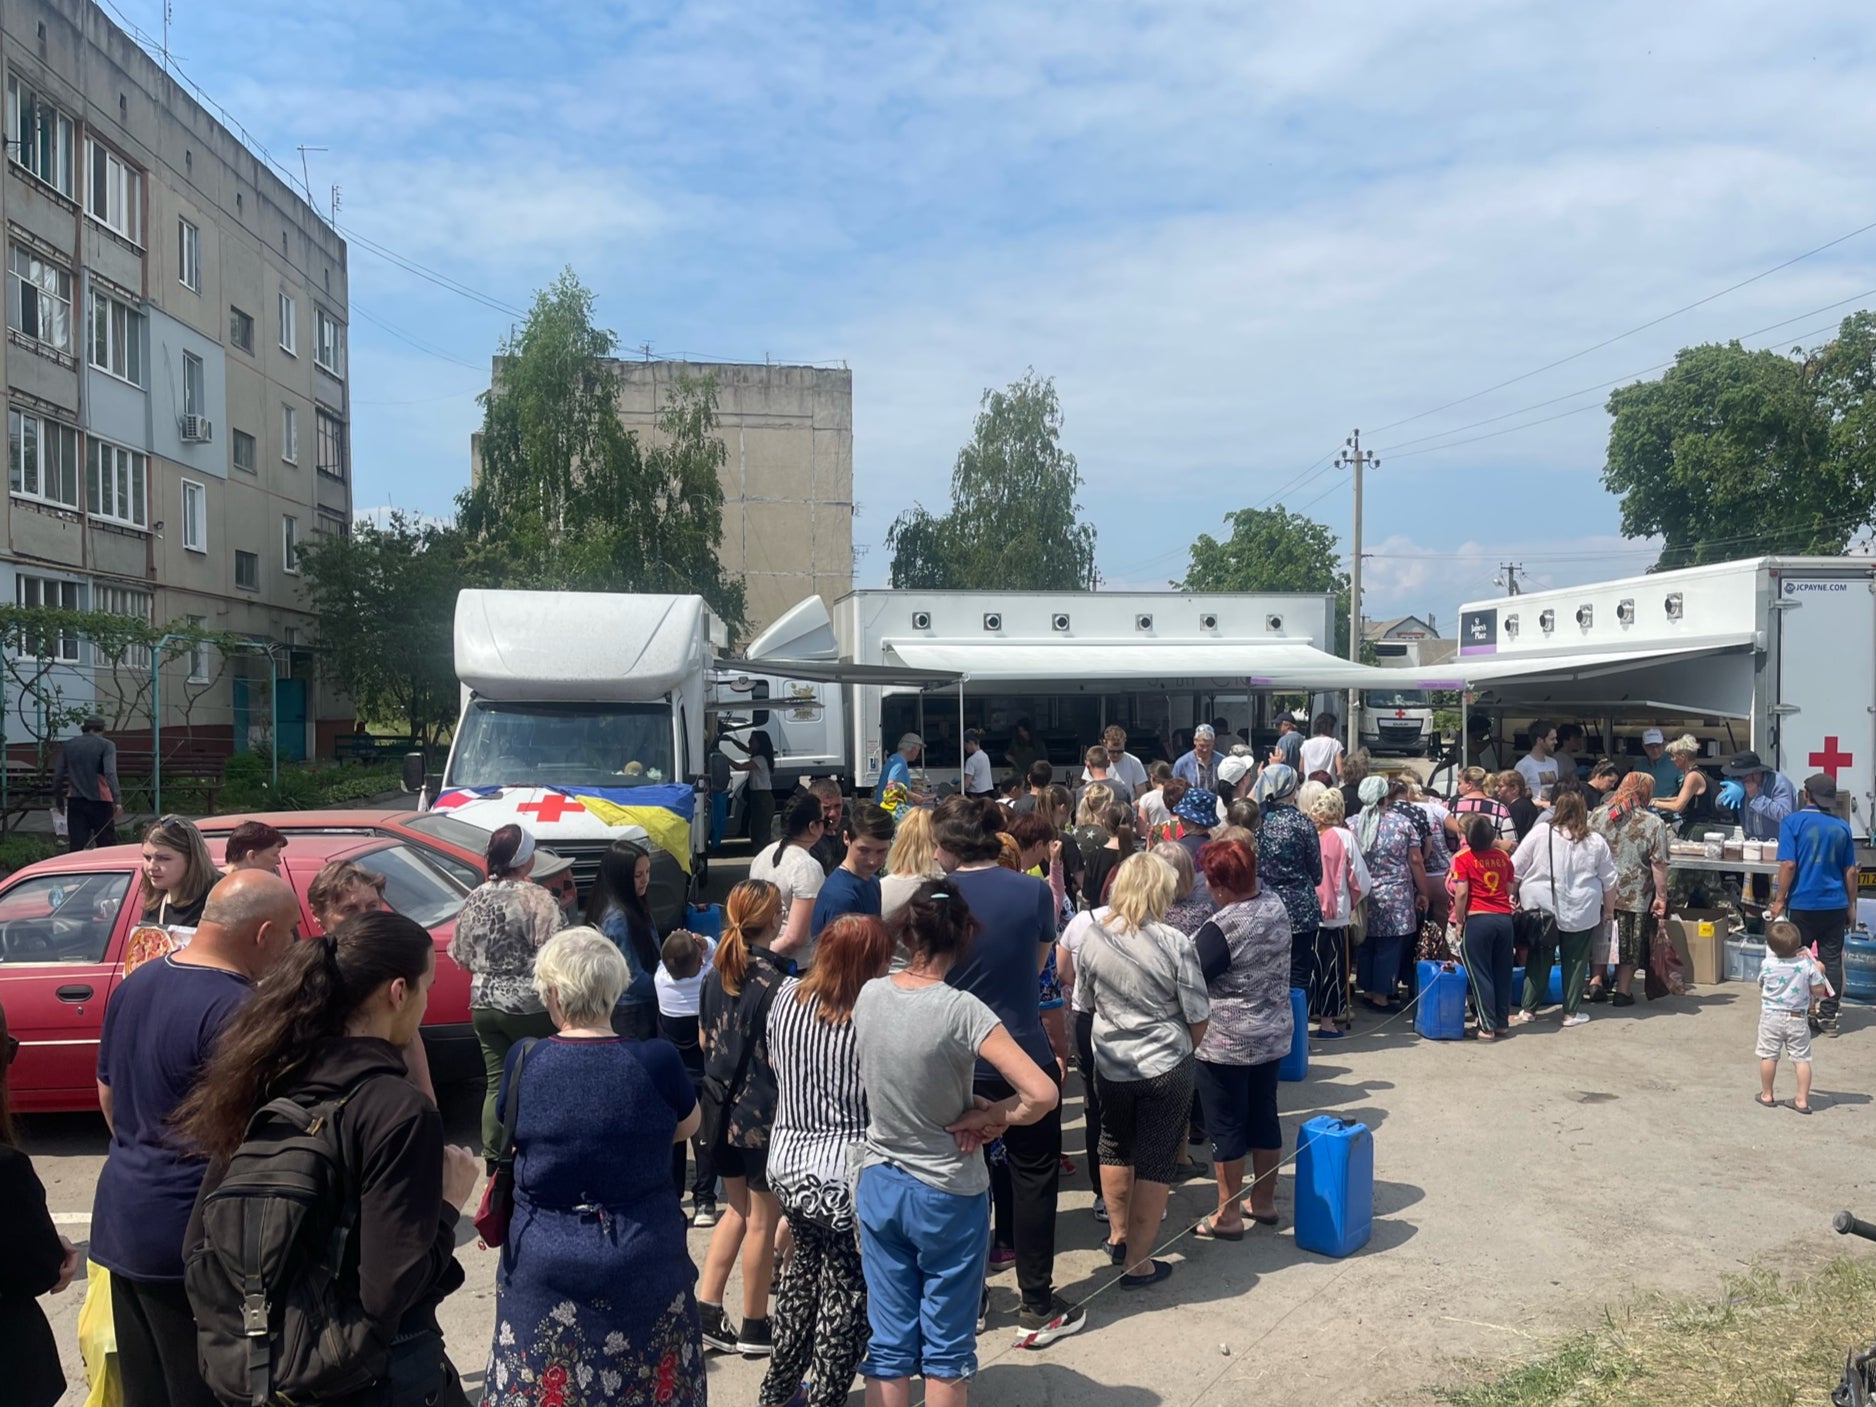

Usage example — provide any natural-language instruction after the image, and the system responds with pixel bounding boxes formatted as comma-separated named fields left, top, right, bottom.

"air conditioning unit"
left=1051, top=613, right=1071, bottom=632
left=180, top=414, right=213, bottom=443
left=911, top=610, right=932, bottom=631
left=982, top=612, right=1002, bottom=632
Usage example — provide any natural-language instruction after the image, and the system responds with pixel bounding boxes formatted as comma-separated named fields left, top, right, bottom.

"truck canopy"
left=455, top=590, right=712, bottom=701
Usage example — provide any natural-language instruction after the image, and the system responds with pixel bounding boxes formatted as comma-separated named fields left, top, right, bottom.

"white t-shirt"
left=1102, top=751, right=1150, bottom=795
left=1057, top=904, right=1113, bottom=1015
left=751, top=841, right=829, bottom=967
left=654, top=936, right=717, bottom=1017
left=962, top=748, right=994, bottom=795
left=1138, top=788, right=1171, bottom=831
left=1300, top=734, right=1344, bottom=781
left=1517, top=751, right=1561, bottom=803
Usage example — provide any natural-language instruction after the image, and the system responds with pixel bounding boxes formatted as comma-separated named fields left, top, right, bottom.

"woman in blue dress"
left=483, top=927, right=704, bottom=1407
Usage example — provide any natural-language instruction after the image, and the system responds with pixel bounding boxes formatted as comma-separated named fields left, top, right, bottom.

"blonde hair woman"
left=1304, top=783, right=1369, bottom=1037
left=880, top=807, right=944, bottom=922
left=1651, top=734, right=1711, bottom=825
left=1073, top=852, right=1210, bottom=1290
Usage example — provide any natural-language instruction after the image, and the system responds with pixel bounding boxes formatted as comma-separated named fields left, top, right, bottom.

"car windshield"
left=360, top=844, right=468, bottom=930
left=1364, top=690, right=1429, bottom=709
left=448, top=701, right=675, bottom=790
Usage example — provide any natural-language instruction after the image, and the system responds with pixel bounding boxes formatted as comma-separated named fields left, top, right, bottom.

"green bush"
left=216, top=759, right=403, bottom=814
left=0, top=833, right=59, bottom=875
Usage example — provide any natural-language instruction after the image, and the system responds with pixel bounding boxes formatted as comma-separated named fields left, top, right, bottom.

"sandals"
left=1193, top=1217, right=1244, bottom=1242
left=1509, top=1011, right=1536, bottom=1026
left=1120, top=1260, right=1174, bottom=1289
left=1755, top=1093, right=1777, bottom=1109
left=1793, top=1103, right=1814, bottom=1116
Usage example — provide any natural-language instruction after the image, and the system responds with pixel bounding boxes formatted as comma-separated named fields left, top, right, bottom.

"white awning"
left=1438, top=633, right=1756, bottom=688
left=882, top=638, right=1404, bottom=689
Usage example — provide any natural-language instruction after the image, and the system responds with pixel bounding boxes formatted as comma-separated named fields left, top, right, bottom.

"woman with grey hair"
left=484, top=927, right=707, bottom=1406
left=1153, top=840, right=1214, bottom=935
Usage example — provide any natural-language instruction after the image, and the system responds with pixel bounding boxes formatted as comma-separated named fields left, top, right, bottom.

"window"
left=316, top=410, right=345, bottom=479
left=86, top=439, right=147, bottom=529
left=177, top=217, right=199, bottom=291
left=85, top=140, right=140, bottom=243
left=186, top=614, right=209, bottom=682
left=228, top=305, right=253, bottom=353
left=8, top=245, right=71, bottom=353
left=278, top=292, right=295, bottom=354
left=6, top=76, right=74, bottom=197
left=232, top=428, right=255, bottom=474
left=316, top=506, right=348, bottom=538
left=234, top=549, right=259, bottom=591
left=87, top=288, right=143, bottom=384
left=0, top=872, right=130, bottom=963
left=183, top=351, right=205, bottom=418
left=15, top=574, right=80, bottom=660
left=282, top=514, right=300, bottom=574
left=281, top=404, right=298, bottom=463
left=314, top=308, right=344, bottom=376
left=9, top=409, right=78, bottom=508
left=181, top=478, right=205, bottom=551
left=94, top=583, right=151, bottom=621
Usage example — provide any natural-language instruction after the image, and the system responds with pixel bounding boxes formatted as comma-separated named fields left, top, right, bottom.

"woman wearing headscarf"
left=1352, top=775, right=1429, bottom=1011
left=1251, top=764, right=1323, bottom=1004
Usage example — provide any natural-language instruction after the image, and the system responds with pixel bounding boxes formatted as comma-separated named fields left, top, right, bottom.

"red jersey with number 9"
left=1451, top=848, right=1514, bottom=914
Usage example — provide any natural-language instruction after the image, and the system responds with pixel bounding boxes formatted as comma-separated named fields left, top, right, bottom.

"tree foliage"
left=459, top=269, right=745, bottom=634
left=1179, top=504, right=1355, bottom=656
left=1603, top=312, right=1876, bottom=569
left=887, top=371, right=1098, bottom=590
left=295, top=512, right=463, bottom=746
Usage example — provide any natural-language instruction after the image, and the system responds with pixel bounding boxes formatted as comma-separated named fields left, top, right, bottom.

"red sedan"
left=194, top=808, right=492, bottom=891
left=0, top=833, right=476, bottom=1115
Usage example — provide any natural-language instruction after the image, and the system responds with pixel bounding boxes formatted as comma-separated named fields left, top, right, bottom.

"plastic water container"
left=1294, top=1116, right=1374, bottom=1258
left=1278, top=988, right=1309, bottom=1082
left=1414, top=961, right=1468, bottom=1040
left=1842, top=932, right=1876, bottom=1004
left=685, top=903, right=724, bottom=940
left=1724, top=936, right=1766, bottom=983
left=1510, top=965, right=1565, bottom=1007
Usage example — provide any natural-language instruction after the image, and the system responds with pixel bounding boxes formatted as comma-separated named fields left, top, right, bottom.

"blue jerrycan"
left=1294, top=1115, right=1374, bottom=1258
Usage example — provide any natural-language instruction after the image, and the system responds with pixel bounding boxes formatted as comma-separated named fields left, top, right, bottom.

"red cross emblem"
left=1809, top=736, right=1854, bottom=780
left=1395, top=709, right=1407, bottom=718
left=517, top=792, right=586, bottom=824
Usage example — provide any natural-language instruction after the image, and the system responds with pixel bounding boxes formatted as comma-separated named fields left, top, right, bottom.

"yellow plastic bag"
left=78, top=1265, right=122, bottom=1407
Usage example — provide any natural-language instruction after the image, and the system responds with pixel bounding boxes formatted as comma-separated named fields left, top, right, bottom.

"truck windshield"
left=448, top=701, right=674, bottom=790
left=1364, top=689, right=1430, bottom=709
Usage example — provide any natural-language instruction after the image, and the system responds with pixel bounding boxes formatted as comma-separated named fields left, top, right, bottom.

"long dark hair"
left=172, top=912, right=434, bottom=1161
left=766, top=791, right=824, bottom=867
left=486, top=824, right=530, bottom=880
left=585, top=839, right=658, bottom=974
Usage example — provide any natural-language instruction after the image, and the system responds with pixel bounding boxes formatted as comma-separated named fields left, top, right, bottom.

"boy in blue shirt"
left=1770, top=772, right=1859, bottom=1035
left=812, top=802, right=893, bottom=933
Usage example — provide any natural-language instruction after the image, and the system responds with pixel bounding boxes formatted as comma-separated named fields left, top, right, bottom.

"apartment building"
left=0, top=0, right=349, bottom=762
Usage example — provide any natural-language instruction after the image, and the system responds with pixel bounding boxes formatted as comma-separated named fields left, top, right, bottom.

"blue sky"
left=134, top=0, right=1876, bottom=623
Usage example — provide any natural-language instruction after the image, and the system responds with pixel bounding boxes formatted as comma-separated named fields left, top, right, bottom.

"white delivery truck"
left=1445, top=556, right=1875, bottom=838
left=430, top=590, right=723, bottom=926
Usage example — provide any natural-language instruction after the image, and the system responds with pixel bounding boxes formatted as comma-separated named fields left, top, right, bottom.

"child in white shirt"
left=1757, top=918, right=1832, bottom=1114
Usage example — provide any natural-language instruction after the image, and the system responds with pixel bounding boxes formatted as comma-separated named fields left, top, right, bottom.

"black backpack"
left=184, top=1077, right=390, bottom=1406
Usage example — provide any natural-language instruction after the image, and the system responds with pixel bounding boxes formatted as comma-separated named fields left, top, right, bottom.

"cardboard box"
left=1669, top=908, right=1740, bottom=986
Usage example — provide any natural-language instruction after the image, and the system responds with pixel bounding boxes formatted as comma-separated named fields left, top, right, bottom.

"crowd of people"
left=0, top=707, right=1858, bottom=1407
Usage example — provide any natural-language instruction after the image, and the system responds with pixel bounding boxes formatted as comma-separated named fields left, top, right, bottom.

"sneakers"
left=698, top=1303, right=737, bottom=1353
left=690, top=1201, right=719, bottom=1228
left=1092, top=1199, right=1109, bottom=1224
left=736, top=1316, right=773, bottom=1356
left=1561, top=1012, right=1591, bottom=1028
left=1013, top=1297, right=1088, bottom=1350
left=977, top=1287, right=990, bottom=1333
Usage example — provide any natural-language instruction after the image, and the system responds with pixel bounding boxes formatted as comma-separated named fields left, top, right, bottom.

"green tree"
left=460, top=269, right=745, bottom=633
left=1178, top=504, right=1355, bottom=657
left=296, top=512, right=464, bottom=746
left=1603, top=312, right=1876, bottom=568
left=886, top=370, right=1098, bottom=589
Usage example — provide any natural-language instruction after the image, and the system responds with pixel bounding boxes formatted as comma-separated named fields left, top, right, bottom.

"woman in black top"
left=1496, top=770, right=1543, bottom=842
left=139, top=814, right=218, bottom=928
left=0, top=1000, right=78, bottom=1407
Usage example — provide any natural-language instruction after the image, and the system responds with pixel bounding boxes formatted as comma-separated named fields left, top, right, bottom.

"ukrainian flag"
left=552, top=784, right=697, bottom=874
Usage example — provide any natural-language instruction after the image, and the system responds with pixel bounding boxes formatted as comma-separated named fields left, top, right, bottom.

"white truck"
left=429, top=590, right=723, bottom=926
left=1445, top=555, right=1875, bottom=838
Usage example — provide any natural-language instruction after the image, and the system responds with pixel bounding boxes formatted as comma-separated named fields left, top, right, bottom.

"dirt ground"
left=25, top=970, right=1876, bottom=1407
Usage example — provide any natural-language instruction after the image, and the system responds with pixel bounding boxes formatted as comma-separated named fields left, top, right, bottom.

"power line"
left=337, top=224, right=528, bottom=318
left=350, top=302, right=489, bottom=372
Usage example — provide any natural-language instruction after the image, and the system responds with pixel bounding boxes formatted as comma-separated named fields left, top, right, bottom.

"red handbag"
left=473, top=1038, right=537, bottom=1247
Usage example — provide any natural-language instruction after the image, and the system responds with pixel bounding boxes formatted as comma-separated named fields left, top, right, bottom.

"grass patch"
left=1439, top=1261, right=1876, bottom=1407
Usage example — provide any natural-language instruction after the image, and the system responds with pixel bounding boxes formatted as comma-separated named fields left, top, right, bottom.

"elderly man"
left=1720, top=750, right=1799, bottom=841
left=1174, top=723, right=1221, bottom=792
left=874, top=731, right=931, bottom=807
left=1639, top=728, right=1680, bottom=800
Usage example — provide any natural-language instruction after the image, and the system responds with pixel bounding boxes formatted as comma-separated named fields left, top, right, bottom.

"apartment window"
left=183, top=351, right=205, bottom=419
left=316, top=410, right=345, bottom=480
left=8, top=245, right=71, bottom=353
left=281, top=404, right=298, bottom=463
left=9, top=409, right=79, bottom=509
left=6, top=76, right=74, bottom=197
left=314, top=308, right=344, bottom=376
left=86, top=439, right=147, bottom=529
left=177, top=217, right=199, bottom=291
left=232, top=428, right=256, bottom=474
left=87, top=288, right=143, bottom=384
left=282, top=514, right=300, bottom=574
left=94, top=583, right=151, bottom=621
left=229, top=305, right=253, bottom=353
left=180, top=478, right=205, bottom=551
left=278, top=292, right=296, bottom=354
left=85, top=140, right=141, bottom=243
left=15, top=575, right=80, bottom=661
left=186, top=614, right=209, bottom=682
left=234, top=549, right=259, bottom=591
left=316, top=506, right=347, bottom=538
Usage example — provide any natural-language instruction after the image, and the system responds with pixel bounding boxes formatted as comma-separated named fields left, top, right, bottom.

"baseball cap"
left=1217, top=755, right=1255, bottom=788
left=1806, top=772, right=1840, bottom=803
left=898, top=732, right=925, bottom=751
left=1641, top=728, right=1665, bottom=746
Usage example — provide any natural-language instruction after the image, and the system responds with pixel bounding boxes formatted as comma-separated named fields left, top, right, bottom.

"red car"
left=194, top=808, right=493, bottom=892
left=0, top=833, right=476, bottom=1115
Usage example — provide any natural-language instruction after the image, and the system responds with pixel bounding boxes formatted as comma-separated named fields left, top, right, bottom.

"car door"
left=0, top=867, right=136, bottom=1111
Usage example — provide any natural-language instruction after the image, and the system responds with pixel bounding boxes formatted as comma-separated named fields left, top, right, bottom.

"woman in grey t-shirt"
left=853, top=882, right=1062, bottom=1394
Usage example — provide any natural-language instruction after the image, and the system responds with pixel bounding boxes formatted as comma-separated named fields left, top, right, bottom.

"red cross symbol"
left=1395, top=709, right=1407, bottom=718
left=1809, top=736, right=1854, bottom=780
left=517, top=792, right=586, bottom=824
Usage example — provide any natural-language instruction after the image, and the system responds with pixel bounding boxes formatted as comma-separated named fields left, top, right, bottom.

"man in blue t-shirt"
left=873, top=732, right=932, bottom=808
left=1771, top=772, right=1860, bottom=1032
left=812, top=803, right=893, bottom=933
left=90, top=870, right=302, bottom=1407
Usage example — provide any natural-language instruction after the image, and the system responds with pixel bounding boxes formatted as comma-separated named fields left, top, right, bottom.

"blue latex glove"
left=1718, top=779, right=1746, bottom=810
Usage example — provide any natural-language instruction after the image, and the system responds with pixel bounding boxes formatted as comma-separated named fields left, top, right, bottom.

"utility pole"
left=1336, top=429, right=1378, bottom=753
left=1495, top=562, right=1525, bottom=596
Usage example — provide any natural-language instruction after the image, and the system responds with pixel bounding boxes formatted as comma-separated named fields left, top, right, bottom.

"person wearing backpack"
left=176, top=911, right=482, bottom=1407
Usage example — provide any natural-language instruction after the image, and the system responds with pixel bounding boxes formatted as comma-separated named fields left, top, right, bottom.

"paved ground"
left=22, top=833, right=1876, bottom=1405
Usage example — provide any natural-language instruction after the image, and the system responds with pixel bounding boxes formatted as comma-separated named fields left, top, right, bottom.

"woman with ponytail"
left=749, top=790, right=829, bottom=964
left=695, top=879, right=791, bottom=1355
left=177, top=913, right=482, bottom=1405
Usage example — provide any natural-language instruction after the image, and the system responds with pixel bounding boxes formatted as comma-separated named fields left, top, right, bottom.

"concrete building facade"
left=0, top=0, right=349, bottom=764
